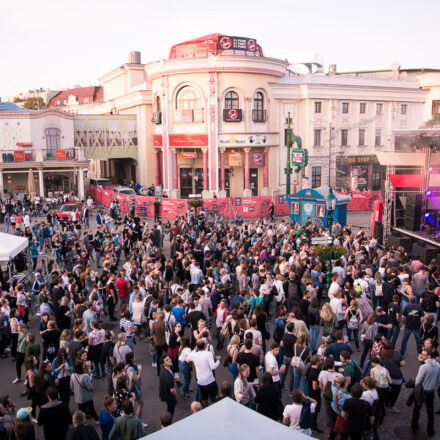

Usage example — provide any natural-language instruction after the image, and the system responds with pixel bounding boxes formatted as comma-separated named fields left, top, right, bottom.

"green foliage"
left=423, top=113, right=440, bottom=128
left=23, top=96, right=47, bottom=110
left=187, top=199, right=203, bottom=208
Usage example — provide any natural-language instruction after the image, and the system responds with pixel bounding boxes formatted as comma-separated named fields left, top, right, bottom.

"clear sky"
left=1, top=0, right=439, bottom=99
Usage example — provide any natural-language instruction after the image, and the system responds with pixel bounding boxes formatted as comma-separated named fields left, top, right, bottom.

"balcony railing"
left=252, top=109, right=267, bottom=122
left=43, top=148, right=75, bottom=161
left=2, top=150, right=35, bottom=162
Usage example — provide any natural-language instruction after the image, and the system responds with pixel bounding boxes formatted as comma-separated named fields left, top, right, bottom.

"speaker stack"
left=404, top=194, right=423, bottom=232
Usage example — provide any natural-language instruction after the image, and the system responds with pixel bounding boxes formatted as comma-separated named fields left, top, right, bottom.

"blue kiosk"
left=281, top=186, right=350, bottom=227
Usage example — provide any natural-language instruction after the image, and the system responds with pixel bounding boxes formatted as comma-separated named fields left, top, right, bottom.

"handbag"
left=333, top=390, right=349, bottom=435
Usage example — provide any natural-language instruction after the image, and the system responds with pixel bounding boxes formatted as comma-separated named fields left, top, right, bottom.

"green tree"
left=23, top=96, right=47, bottom=110
left=423, top=112, right=440, bottom=127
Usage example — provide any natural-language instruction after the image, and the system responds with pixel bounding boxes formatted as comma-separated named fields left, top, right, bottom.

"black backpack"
left=349, top=360, right=362, bottom=386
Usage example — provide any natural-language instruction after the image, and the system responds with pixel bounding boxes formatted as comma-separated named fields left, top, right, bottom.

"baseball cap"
left=16, top=407, right=32, bottom=420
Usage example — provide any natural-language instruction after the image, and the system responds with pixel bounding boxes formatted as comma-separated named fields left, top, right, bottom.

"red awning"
left=388, top=174, right=425, bottom=188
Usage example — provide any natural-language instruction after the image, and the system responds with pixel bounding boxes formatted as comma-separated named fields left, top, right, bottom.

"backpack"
left=299, top=399, right=312, bottom=429
left=288, top=281, right=299, bottom=301
left=374, top=283, right=383, bottom=297
left=291, top=345, right=307, bottom=371
left=348, top=360, right=362, bottom=386
left=347, top=311, right=359, bottom=330
left=143, top=296, right=154, bottom=318
left=220, top=319, right=232, bottom=338
left=273, top=320, right=284, bottom=343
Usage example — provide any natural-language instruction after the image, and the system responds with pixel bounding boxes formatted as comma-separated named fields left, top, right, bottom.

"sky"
left=1, top=0, right=440, bottom=99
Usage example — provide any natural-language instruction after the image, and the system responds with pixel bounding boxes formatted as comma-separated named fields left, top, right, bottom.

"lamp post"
left=285, top=113, right=293, bottom=195
left=325, top=187, right=337, bottom=288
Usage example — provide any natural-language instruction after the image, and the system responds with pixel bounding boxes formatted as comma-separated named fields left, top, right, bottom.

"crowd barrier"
left=90, top=185, right=379, bottom=219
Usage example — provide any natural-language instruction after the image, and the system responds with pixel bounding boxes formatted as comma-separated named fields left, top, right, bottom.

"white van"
left=90, top=178, right=112, bottom=188
left=112, top=186, right=136, bottom=196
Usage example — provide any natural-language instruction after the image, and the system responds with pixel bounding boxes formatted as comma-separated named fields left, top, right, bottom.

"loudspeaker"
left=387, top=233, right=412, bottom=252
left=411, top=242, right=439, bottom=264
left=404, top=194, right=423, bottom=231
left=374, top=221, right=384, bottom=244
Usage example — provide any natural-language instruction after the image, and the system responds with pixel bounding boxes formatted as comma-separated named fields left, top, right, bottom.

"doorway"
left=244, top=168, right=259, bottom=196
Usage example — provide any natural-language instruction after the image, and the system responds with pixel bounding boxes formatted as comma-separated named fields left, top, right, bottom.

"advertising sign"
left=218, top=134, right=269, bottom=147
left=223, top=109, right=242, bottom=122
left=229, top=151, right=242, bottom=166
left=169, top=134, right=208, bottom=147
left=181, top=152, right=197, bottom=159
left=217, top=35, right=257, bottom=52
left=55, top=149, right=66, bottom=160
left=153, top=135, right=163, bottom=147
left=252, top=152, right=264, bottom=166
left=14, top=151, right=25, bottom=161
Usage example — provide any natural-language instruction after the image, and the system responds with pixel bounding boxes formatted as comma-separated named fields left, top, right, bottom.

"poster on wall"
left=291, top=202, right=300, bottom=215
left=252, top=152, right=263, bottom=166
left=229, top=152, right=242, bottom=166
left=217, top=35, right=257, bottom=52
left=316, top=204, right=326, bottom=217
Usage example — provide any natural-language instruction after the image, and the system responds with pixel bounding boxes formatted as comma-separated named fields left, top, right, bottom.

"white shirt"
left=283, top=403, right=315, bottom=432
left=178, top=347, right=192, bottom=363
left=318, top=370, right=343, bottom=388
left=188, top=349, right=219, bottom=386
left=361, top=389, right=378, bottom=406
left=265, top=351, right=280, bottom=382
left=245, top=329, right=263, bottom=345
left=328, top=282, right=340, bottom=299
left=330, top=297, right=343, bottom=320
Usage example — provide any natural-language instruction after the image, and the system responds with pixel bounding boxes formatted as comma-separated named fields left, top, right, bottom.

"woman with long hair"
left=88, top=321, right=106, bottom=379
left=114, top=375, right=134, bottom=416
left=11, top=408, right=35, bottom=440
left=52, top=348, right=71, bottom=405
left=234, top=364, right=255, bottom=406
left=167, top=322, right=181, bottom=376
left=70, top=361, right=98, bottom=421
left=255, top=372, right=280, bottom=420
left=178, top=336, right=192, bottom=399
left=124, top=351, right=143, bottom=420
left=360, top=313, right=378, bottom=368
left=292, top=334, right=310, bottom=394
left=99, top=394, right=117, bottom=440
left=151, top=311, right=168, bottom=377
left=320, top=303, right=336, bottom=342
left=24, top=356, right=38, bottom=419
left=381, top=340, right=405, bottom=413
left=344, top=299, right=363, bottom=350
left=226, top=335, right=240, bottom=382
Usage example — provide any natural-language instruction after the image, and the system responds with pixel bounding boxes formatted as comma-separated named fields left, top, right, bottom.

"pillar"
left=262, top=150, right=270, bottom=196
left=78, top=168, right=85, bottom=200
left=218, top=148, right=226, bottom=198
left=155, top=150, right=161, bottom=186
left=38, top=169, right=44, bottom=197
left=202, top=148, right=210, bottom=199
left=0, top=171, right=4, bottom=201
left=243, top=148, right=252, bottom=197
left=172, top=150, right=178, bottom=190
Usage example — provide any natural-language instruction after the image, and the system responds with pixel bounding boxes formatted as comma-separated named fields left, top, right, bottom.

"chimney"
left=391, top=61, right=401, bottom=80
left=129, top=51, right=141, bottom=64
left=328, top=64, right=337, bottom=75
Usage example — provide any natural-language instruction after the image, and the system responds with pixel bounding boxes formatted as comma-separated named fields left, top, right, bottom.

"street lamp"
left=325, top=187, right=337, bottom=291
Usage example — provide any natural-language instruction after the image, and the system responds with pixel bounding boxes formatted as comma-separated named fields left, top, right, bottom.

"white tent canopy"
left=0, top=232, right=28, bottom=261
left=140, top=397, right=313, bottom=440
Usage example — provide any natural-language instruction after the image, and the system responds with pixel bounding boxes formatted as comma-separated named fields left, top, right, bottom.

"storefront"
left=338, top=155, right=385, bottom=191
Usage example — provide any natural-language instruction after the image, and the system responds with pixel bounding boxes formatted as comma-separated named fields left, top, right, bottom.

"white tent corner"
left=140, top=397, right=315, bottom=440
left=0, top=232, right=29, bottom=261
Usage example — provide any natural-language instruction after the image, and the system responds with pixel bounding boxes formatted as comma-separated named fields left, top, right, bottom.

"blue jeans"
left=93, top=362, right=106, bottom=377
left=309, top=324, right=320, bottom=353
left=293, top=368, right=308, bottom=394
left=346, top=328, right=359, bottom=349
left=400, top=328, right=422, bottom=356
left=228, top=363, right=239, bottom=382
left=179, top=361, right=192, bottom=394
left=391, top=325, right=400, bottom=347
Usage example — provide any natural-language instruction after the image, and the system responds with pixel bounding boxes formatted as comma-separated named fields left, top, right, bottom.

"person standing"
left=400, top=295, right=424, bottom=357
left=265, top=342, right=285, bottom=394
left=108, top=400, right=144, bottom=440
left=159, top=355, right=178, bottom=418
left=411, top=347, right=440, bottom=438
left=153, top=198, right=161, bottom=223
left=66, top=410, right=99, bottom=440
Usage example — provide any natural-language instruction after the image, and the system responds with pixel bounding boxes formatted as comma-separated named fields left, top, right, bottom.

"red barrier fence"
left=341, top=191, right=383, bottom=212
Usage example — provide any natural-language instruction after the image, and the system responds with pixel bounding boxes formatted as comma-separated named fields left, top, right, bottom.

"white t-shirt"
left=245, top=329, right=263, bottom=345
left=328, top=282, right=340, bottom=299
left=187, top=349, right=219, bottom=386
left=361, top=389, right=378, bottom=406
left=318, top=370, right=343, bottom=388
left=330, top=298, right=343, bottom=320
left=283, top=403, right=316, bottom=432
left=265, top=351, right=280, bottom=382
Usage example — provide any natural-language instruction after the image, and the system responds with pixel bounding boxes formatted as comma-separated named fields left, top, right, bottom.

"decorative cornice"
left=0, top=109, right=74, bottom=120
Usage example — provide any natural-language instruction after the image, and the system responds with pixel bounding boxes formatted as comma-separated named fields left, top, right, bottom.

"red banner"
left=169, top=134, right=208, bottom=147
left=55, top=149, right=66, bottom=160
left=201, top=198, right=231, bottom=219
left=275, top=195, right=290, bottom=216
left=14, top=151, right=25, bottom=161
left=231, top=196, right=272, bottom=219
left=153, top=135, right=162, bottom=147
left=134, top=196, right=155, bottom=217
left=161, top=199, right=188, bottom=220
left=344, top=191, right=383, bottom=211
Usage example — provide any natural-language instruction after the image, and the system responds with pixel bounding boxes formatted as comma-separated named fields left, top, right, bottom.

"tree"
left=23, top=96, right=47, bottom=110
left=423, top=112, right=440, bottom=128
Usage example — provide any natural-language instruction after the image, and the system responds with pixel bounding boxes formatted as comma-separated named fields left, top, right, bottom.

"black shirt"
left=376, top=313, right=392, bottom=335
left=159, top=368, right=176, bottom=402
left=37, top=400, right=72, bottom=440
left=306, top=366, right=321, bottom=399
left=187, top=310, right=206, bottom=331
left=388, top=302, right=400, bottom=326
left=236, top=351, right=260, bottom=382
left=403, top=304, right=424, bottom=330
left=282, top=333, right=297, bottom=358
left=342, top=398, right=372, bottom=434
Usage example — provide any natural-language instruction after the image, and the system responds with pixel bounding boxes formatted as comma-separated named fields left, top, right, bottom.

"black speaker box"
left=411, top=242, right=439, bottom=264
left=404, top=194, right=423, bottom=231
left=387, top=233, right=412, bottom=252
left=373, top=221, right=384, bottom=244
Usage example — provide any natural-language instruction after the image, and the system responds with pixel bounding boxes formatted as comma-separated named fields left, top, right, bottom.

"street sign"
left=311, top=236, right=332, bottom=245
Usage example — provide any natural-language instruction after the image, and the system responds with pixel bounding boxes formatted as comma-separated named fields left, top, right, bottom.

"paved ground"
left=0, top=210, right=436, bottom=439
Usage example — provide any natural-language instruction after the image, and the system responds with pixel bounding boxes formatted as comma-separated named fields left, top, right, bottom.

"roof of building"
left=0, top=102, right=32, bottom=113
left=48, top=86, right=103, bottom=107
left=337, top=68, right=440, bottom=75
left=169, top=33, right=263, bottom=59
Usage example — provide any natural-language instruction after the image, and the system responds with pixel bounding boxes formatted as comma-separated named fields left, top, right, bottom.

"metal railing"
left=43, top=148, right=75, bottom=160
left=252, top=109, right=267, bottom=122
left=2, top=150, right=35, bottom=162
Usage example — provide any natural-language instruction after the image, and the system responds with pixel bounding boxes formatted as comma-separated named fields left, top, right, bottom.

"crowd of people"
left=0, top=191, right=439, bottom=440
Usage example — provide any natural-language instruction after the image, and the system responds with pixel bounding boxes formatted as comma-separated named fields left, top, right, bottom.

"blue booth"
left=281, top=186, right=350, bottom=227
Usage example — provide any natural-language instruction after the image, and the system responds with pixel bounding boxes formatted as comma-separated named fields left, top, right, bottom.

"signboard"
left=218, top=134, right=269, bottom=147
left=346, top=155, right=378, bottom=164
left=291, top=151, right=303, bottom=163
left=181, top=152, right=197, bottom=159
left=291, top=148, right=308, bottom=167
left=169, top=134, right=208, bottom=147
left=14, top=151, right=25, bottom=161
left=217, top=35, right=257, bottom=52
left=311, top=236, right=332, bottom=245
left=229, top=151, right=242, bottom=166
left=223, top=109, right=242, bottom=122
left=55, top=149, right=66, bottom=160
left=16, top=142, right=32, bottom=147
left=252, top=152, right=264, bottom=166
left=153, top=135, right=163, bottom=147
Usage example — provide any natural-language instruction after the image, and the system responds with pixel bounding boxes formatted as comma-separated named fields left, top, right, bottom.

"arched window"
left=156, top=95, right=161, bottom=112
left=45, top=128, right=61, bottom=149
left=176, top=87, right=200, bottom=110
left=253, top=91, right=264, bottom=110
left=225, top=91, right=239, bottom=110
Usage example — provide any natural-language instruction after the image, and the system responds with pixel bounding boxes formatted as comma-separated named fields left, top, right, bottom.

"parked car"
left=112, top=186, right=136, bottom=196
left=56, top=202, right=82, bottom=219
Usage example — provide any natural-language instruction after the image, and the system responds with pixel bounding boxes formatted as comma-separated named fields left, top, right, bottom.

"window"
left=252, top=92, right=266, bottom=122
left=312, top=167, right=321, bottom=188
left=372, top=170, right=382, bottom=190
left=176, top=86, right=200, bottom=110
left=45, top=128, right=61, bottom=149
left=401, top=104, right=407, bottom=115
left=376, top=103, right=383, bottom=114
left=359, top=102, right=366, bottom=114
left=358, top=129, right=365, bottom=146
left=156, top=95, right=161, bottom=112
left=375, top=130, right=381, bottom=146
left=432, top=100, right=440, bottom=115
left=253, top=92, right=264, bottom=111
left=314, top=129, right=321, bottom=147
left=314, top=102, right=322, bottom=113
left=342, top=102, right=349, bottom=113
left=225, top=91, right=239, bottom=110
left=341, top=129, right=348, bottom=146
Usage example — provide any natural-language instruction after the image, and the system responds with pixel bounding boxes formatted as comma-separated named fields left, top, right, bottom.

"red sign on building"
left=169, top=134, right=208, bottom=146
left=153, top=135, right=163, bottom=147
left=14, top=151, right=25, bottom=161
left=55, top=150, right=66, bottom=160
left=181, top=152, right=197, bottom=158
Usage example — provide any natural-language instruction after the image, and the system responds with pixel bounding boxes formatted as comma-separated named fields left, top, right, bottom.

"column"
left=78, top=168, right=85, bottom=200
left=0, top=171, right=4, bottom=201
left=155, top=150, right=161, bottom=186
left=243, top=148, right=251, bottom=197
left=262, top=150, right=270, bottom=196
left=172, top=149, right=178, bottom=191
left=38, top=169, right=44, bottom=197
left=220, top=149, right=225, bottom=190
left=203, top=148, right=208, bottom=191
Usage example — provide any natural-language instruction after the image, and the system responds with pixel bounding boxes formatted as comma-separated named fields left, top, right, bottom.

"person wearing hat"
left=11, top=407, right=35, bottom=440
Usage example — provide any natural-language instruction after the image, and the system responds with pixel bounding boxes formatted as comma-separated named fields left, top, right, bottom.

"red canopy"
left=388, top=174, right=425, bottom=188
